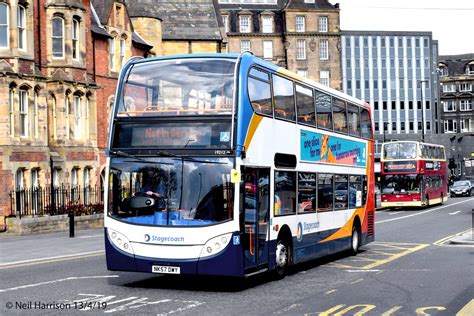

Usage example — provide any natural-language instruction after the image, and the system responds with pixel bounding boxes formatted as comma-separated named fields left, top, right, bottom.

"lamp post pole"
left=419, top=79, right=427, bottom=142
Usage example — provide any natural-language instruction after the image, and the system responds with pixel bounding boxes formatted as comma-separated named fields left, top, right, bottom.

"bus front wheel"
left=274, top=239, right=289, bottom=278
left=349, top=225, right=360, bottom=256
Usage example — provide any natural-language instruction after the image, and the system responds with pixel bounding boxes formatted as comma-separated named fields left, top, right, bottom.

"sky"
left=330, top=0, right=474, bottom=55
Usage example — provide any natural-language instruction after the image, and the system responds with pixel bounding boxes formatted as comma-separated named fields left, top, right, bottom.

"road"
left=0, top=196, right=473, bottom=315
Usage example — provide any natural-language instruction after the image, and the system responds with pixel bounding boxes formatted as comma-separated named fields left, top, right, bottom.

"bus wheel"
left=350, top=225, right=360, bottom=256
left=274, top=239, right=289, bottom=278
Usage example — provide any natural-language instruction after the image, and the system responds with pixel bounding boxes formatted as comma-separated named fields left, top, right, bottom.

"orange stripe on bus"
left=244, top=114, right=263, bottom=151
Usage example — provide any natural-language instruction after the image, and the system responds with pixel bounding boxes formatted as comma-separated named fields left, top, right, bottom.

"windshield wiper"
left=110, top=150, right=148, bottom=162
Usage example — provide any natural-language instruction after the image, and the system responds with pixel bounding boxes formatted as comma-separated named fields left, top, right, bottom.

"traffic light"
left=449, top=158, right=456, bottom=170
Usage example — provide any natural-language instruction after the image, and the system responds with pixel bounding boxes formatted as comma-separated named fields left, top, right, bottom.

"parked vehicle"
left=450, top=180, right=473, bottom=197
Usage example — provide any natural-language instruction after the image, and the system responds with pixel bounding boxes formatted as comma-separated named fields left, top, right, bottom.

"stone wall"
left=4, top=214, right=104, bottom=236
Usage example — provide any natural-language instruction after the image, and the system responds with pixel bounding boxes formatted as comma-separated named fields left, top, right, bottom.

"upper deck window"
left=273, top=74, right=295, bottom=121
left=118, top=58, right=236, bottom=117
left=383, top=143, right=417, bottom=160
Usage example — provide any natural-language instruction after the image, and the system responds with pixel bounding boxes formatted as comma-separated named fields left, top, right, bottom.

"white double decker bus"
left=105, top=53, right=375, bottom=278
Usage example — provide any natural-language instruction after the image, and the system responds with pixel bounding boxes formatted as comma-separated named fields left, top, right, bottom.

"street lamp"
left=419, top=79, right=428, bottom=142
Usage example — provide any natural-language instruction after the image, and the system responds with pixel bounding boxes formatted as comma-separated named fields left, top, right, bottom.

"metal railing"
left=9, top=185, right=104, bottom=219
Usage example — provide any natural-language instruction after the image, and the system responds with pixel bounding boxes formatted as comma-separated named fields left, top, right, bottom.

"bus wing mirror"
left=231, top=169, right=241, bottom=184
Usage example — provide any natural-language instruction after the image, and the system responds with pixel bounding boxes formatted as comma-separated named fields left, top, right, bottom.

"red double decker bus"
left=381, top=141, right=447, bottom=208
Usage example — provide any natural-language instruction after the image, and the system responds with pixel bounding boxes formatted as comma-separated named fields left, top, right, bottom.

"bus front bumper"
left=105, top=229, right=244, bottom=277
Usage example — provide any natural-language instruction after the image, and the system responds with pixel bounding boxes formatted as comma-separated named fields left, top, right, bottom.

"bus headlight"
left=200, top=233, right=233, bottom=259
left=107, top=228, right=134, bottom=255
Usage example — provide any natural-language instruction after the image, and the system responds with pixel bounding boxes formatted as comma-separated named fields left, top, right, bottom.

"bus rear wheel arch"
left=274, top=226, right=292, bottom=279
left=350, top=217, right=361, bottom=256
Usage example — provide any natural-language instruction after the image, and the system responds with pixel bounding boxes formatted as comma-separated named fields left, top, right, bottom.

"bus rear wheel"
left=274, top=239, right=289, bottom=279
left=349, top=225, right=360, bottom=256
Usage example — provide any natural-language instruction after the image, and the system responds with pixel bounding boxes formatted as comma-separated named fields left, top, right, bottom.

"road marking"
left=350, top=278, right=364, bottom=284
left=457, top=299, right=474, bottom=316
left=376, top=198, right=474, bottom=224
left=449, top=211, right=461, bottom=215
left=333, top=304, right=376, bottom=315
left=0, top=250, right=104, bottom=269
left=415, top=306, right=446, bottom=315
left=346, top=269, right=381, bottom=273
left=78, top=234, right=103, bottom=239
left=381, top=306, right=403, bottom=316
left=388, top=211, right=404, bottom=215
left=325, top=289, right=337, bottom=294
left=0, top=275, right=119, bottom=293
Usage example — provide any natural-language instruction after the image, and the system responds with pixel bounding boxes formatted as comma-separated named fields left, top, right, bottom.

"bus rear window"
left=118, top=58, right=236, bottom=117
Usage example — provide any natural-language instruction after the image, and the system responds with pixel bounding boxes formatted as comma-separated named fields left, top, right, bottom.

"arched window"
left=0, top=3, right=9, bottom=48
left=9, top=85, right=15, bottom=136
left=119, top=36, right=126, bottom=69
left=65, top=92, right=70, bottom=139
left=52, top=16, right=64, bottom=58
left=439, top=64, right=448, bottom=77
left=72, top=17, right=80, bottom=60
left=51, top=94, right=57, bottom=140
left=73, top=93, right=82, bottom=140
left=33, top=88, right=39, bottom=138
left=17, top=5, right=26, bottom=50
left=109, top=36, right=116, bottom=71
left=19, top=87, right=29, bottom=137
left=466, top=62, right=474, bottom=75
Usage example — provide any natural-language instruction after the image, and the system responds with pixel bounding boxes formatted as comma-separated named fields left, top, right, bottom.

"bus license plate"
left=152, top=265, right=180, bottom=274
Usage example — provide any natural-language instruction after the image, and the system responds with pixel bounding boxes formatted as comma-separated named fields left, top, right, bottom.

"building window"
left=297, top=69, right=308, bottom=78
left=120, top=38, right=125, bottom=69
left=263, top=40, right=273, bottom=59
left=109, top=37, right=116, bottom=71
left=318, top=16, right=328, bottom=32
left=262, top=16, right=272, bottom=33
left=84, top=167, right=90, bottom=204
left=442, top=100, right=456, bottom=112
left=17, top=5, right=26, bottom=50
left=85, top=96, right=89, bottom=138
left=19, top=89, right=28, bottom=137
left=16, top=169, right=25, bottom=190
left=460, top=119, right=473, bottom=132
left=319, top=39, right=328, bottom=60
left=52, top=95, right=57, bottom=140
left=320, top=70, right=329, bottom=87
left=460, top=100, right=472, bottom=111
left=71, top=168, right=79, bottom=200
left=239, top=15, right=250, bottom=33
left=296, top=16, right=305, bottom=32
left=466, top=64, right=474, bottom=75
left=9, top=88, right=14, bottom=137
left=444, top=120, right=457, bottom=133
left=0, top=3, right=8, bottom=47
left=72, top=18, right=79, bottom=60
left=52, top=17, right=64, bottom=58
left=426, top=121, right=431, bottom=131
left=240, top=40, right=250, bottom=53
left=222, top=15, right=228, bottom=33
left=73, top=95, right=81, bottom=140
left=296, top=39, right=306, bottom=60
left=33, top=90, right=38, bottom=138
left=65, top=94, right=70, bottom=139
left=459, top=83, right=472, bottom=92
left=442, top=83, right=455, bottom=93
left=53, top=168, right=60, bottom=188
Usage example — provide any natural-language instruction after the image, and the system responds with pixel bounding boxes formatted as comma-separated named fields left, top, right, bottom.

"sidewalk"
left=0, top=228, right=104, bottom=267
left=449, top=229, right=474, bottom=245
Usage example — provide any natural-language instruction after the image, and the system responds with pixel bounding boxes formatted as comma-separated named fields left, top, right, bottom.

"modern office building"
left=341, top=31, right=439, bottom=154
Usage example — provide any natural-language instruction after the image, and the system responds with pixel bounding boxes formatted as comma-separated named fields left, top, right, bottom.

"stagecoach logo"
left=144, top=234, right=185, bottom=243
left=297, top=223, right=303, bottom=242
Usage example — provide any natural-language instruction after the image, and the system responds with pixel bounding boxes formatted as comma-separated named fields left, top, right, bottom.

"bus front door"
left=242, top=167, right=270, bottom=273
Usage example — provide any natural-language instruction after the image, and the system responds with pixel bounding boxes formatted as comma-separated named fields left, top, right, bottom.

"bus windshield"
left=108, top=157, right=234, bottom=226
left=117, top=58, right=236, bottom=117
left=383, top=143, right=417, bottom=160
left=382, top=174, right=421, bottom=194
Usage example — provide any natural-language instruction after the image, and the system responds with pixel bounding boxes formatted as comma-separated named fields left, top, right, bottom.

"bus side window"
left=296, top=84, right=315, bottom=126
left=333, top=98, right=348, bottom=134
left=315, top=90, right=332, bottom=130
left=348, top=103, right=360, bottom=137
left=318, top=173, right=334, bottom=212
left=248, top=76, right=273, bottom=116
left=273, top=74, right=296, bottom=121
left=360, top=108, right=373, bottom=139
left=274, top=171, right=296, bottom=216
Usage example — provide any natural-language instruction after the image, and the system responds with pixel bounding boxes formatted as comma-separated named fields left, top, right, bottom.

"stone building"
left=0, top=0, right=223, bottom=224
left=438, top=54, right=474, bottom=178
left=217, top=0, right=341, bottom=90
